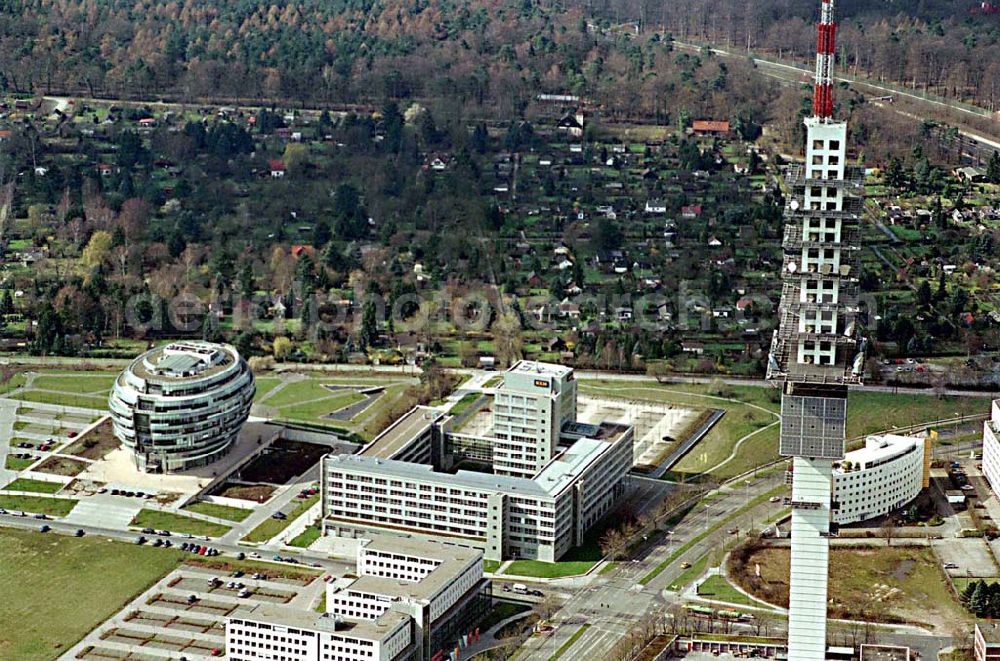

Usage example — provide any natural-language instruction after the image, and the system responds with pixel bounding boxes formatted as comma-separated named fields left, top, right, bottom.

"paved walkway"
left=0, top=399, right=19, bottom=489
left=64, top=494, right=145, bottom=529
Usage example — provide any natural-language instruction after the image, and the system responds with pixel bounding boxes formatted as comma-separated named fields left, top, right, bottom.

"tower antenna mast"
left=813, top=0, right=837, bottom=120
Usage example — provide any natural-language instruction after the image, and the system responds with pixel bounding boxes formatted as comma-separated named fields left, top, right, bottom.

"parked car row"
left=181, top=542, right=219, bottom=556
left=111, top=489, right=155, bottom=498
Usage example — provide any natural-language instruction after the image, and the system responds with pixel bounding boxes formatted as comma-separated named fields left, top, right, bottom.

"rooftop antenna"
left=813, top=0, right=837, bottom=120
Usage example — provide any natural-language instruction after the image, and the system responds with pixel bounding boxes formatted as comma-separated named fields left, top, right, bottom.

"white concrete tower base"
left=787, top=456, right=833, bottom=660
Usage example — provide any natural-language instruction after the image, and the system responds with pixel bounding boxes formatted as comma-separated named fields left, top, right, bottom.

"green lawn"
left=242, top=493, right=320, bottom=543
left=30, top=374, right=117, bottom=396
left=846, top=391, right=987, bottom=438
left=275, top=391, right=365, bottom=423
left=504, top=540, right=601, bottom=578
left=549, top=623, right=591, bottom=660
left=288, top=524, right=322, bottom=548
left=479, top=600, right=530, bottom=632
left=484, top=559, right=501, bottom=574
left=0, top=372, right=26, bottom=395
left=0, top=528, right=182, bottom=661
left=2, top=478, right=63, bottom=494
left=0, top=494, right=77, bottom=517
left=696, top=574, right=769, bottom=607
left=5, top=455, right=35, bottom=471
left=12, top=390, right=108, bottom=409
left=263, top=380, right=352, bottom=409
left=180, top=501, right=253, bottom=522
left=449, top=393, right=482, bottom=416
left=252, top=376, right=284, bottom=402
left=129, top=509, right=231, bottom=537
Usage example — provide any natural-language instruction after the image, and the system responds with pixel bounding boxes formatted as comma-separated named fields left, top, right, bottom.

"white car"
left=768, top=496, right=781, bottom=503
left=249, top=552, right=261, bottom=559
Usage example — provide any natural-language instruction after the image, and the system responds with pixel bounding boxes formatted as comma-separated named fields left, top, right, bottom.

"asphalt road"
left=0, top=512, right=353, bottom=573
left=516, top=471, right=785, bottom=660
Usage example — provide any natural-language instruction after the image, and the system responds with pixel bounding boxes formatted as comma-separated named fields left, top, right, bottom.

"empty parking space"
left=67, top=564, right=322, bottom=660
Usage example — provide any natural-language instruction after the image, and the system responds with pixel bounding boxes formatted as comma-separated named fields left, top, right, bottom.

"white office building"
left=108, top=341, right=255, bottom=473
left=322, top=422, right=632, bottom=562
left=227, top=535, right=488, bottom=661
left=226, top=604, right=412, bottom=661
left=981, top=400, right=1000, bottom=498
left=328, top=536, right=489, bottom=660
left=831, top=434, right=928, bottom=525
left=492, top=361, right=577, bottom=477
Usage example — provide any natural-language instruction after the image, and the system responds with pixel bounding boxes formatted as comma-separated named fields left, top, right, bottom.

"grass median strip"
left=288, top=524, right=322, bottom=548
left=180, top=501, right=253, bottom=522
left=242, top=493, right=320, bottom=544
left=129, top=509, right=231, bottom=537
left=549, top=623, right=591, bottom=660
left=0, top=494, right=77, bottom=516
left=2, top=478, right=64, bottom=494
left=639, top=485, right=786, bottom=586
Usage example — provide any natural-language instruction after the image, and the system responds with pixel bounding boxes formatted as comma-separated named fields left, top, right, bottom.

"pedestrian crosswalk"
left=64, top=495, right=144, bottom=529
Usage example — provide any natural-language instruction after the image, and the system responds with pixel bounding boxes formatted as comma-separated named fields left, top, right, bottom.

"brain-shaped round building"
left=109, top=342, right=255, bottom=473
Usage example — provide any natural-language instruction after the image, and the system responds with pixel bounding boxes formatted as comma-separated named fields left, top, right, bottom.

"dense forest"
left=1, top=0, right=998, bottom=113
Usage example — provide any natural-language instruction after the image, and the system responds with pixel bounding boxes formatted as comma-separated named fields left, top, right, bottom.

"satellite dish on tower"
left=790, top=199, right=800, bottom=211
left=787, top=262, right=798, bottom=273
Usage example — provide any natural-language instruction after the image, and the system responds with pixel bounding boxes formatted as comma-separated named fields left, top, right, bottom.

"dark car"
left=75, top=529, right=85, bottom=537
left=39, top=524, right=50, bottom=533
left=135, top=536, right=147, bottom=545
left=142, top=528, right=155, bottom=534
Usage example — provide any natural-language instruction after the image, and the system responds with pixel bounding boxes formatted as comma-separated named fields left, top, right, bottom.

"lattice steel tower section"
left=766, top=1, right=865, bottom=658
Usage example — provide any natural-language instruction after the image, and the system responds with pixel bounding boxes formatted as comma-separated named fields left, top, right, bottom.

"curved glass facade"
left=108, top=342, right=255, bottom=473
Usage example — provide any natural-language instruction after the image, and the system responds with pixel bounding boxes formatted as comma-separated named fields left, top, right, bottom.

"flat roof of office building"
left=229, top=602, right=409, bottom=640
left=835, top=433, right=922, bottom=473
left=506, top=360, right=573, bottom=377
left=329, top=429, right=624, bottom=499
left=534, top=438, right=612, bottom=495
left=326, top=453, right=552, bottom=497
left=359, top=406, right=444, bottom=459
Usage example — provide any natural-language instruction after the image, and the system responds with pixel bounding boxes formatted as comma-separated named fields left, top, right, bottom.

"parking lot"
left=933, top=536, right=998, bottom=578
left=65, top=563, right=324, bottom=660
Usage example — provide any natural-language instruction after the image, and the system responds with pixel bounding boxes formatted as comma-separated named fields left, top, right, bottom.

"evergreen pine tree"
left=987, top=151, right=1000, bottom=184
left=961, top=580, right=977, bottom=605
left=971, top=580, right=988, bottom=616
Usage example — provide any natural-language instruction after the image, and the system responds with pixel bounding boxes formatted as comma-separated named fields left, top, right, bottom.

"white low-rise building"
left=831, top=433, right=928, bottom=525
left=227, top=535, right=488, bottom=661
left=227, top=604, right=412, bottom=661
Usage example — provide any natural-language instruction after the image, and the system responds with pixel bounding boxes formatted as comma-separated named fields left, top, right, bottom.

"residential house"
left=681, top=341, right=705, bottom=355
left=557, top=299, right=581, bottom=319
left=645, top=200, right=667, bottom=214
left=692, top=120, right=730, bottom=136
left=955, top=166, right=988, bottom=183
left=557, top=111, right=585, bottom=137
left=681, top=205, right=703, bottom=219
left=269, top=160, right=286, bottom=178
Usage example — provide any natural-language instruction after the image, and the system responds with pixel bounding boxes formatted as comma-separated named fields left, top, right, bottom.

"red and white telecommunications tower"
left=812, top=0, right=837, bottom=119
